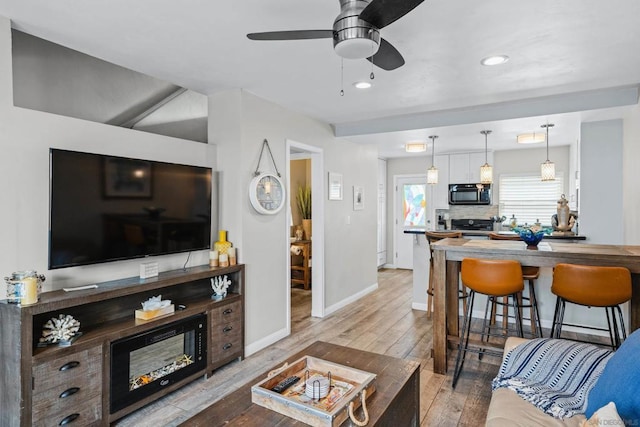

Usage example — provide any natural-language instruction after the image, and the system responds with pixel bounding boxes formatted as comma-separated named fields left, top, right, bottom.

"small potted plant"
left=296, top=186, right=312, bottom=240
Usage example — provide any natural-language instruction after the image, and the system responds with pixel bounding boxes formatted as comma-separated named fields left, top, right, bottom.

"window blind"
left=499, top=173, right=564, bottom=227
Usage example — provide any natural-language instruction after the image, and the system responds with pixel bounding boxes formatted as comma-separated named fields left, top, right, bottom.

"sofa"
left=486, top=329, right=640, bottom=426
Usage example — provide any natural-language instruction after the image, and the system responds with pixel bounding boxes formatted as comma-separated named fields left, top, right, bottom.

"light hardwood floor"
left=116, top=269, right=502, bottom=426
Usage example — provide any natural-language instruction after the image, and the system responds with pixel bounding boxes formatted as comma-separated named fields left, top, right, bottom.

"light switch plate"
left=140, top=261, right=159, bottom=279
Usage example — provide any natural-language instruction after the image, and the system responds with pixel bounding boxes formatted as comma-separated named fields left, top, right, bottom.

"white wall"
left=580, top=120, right=624, bottom=245
left=209, top=90, right=378, bottom=351
left=0, top=17, right=215, bottom=296
left=623, top=104, right=640, bottom=245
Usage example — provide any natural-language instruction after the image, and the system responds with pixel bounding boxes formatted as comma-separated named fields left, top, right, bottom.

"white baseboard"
left=412, top=302, right=427, bottom=311
left=324, top=282, right=378, bottom=316
left=245, top=326, right=290, bottom=357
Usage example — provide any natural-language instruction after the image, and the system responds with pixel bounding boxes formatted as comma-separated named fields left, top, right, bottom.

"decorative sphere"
left=518, top=229, right=545, bottom=247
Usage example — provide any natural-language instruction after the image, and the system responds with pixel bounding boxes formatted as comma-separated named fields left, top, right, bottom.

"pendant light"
left=479, top=130, right=493, bottom=184
left=541, top=123, right=555, bottom=181
left=427, top=135, right=438, bottom=184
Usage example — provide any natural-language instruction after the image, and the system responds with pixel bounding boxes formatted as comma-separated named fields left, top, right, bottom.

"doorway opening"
left=286, top=140, right=325, bottom=333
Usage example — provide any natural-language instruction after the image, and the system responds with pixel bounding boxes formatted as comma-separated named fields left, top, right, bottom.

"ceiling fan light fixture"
left=334, top=37, right=379, bottom=59
left=517, top=132, right=546, bottom=144
left=480, top=55, right=509, bottom=66
left=405, top=142, right=426, bottom=153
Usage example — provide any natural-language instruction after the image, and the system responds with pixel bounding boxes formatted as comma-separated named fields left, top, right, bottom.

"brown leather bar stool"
left=452, top=258, right=524, bottom=388
left=488, top=232, right=543, bottom=338
left=425, top=231, right=464, bottom=319
left=551, top=263, right=631, bottom=349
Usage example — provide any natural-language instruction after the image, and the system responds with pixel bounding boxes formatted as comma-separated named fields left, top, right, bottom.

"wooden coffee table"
left=182, top=341, right=420, bottom=426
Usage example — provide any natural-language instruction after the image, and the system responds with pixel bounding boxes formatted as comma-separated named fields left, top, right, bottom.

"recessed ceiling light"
left=517, top=133, right=546, bottom=144
left=405, top=143, right=427, bottom=153
left=353, top=81, right=372, bottom=89
left=480, top=55, right=509, bottom=66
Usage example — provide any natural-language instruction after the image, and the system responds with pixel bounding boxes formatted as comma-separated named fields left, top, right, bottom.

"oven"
left=448, top=183, right=491, bottom=205
left=110, top=313, right=207, bottom=413
left=450, top=218, right=494, bottom=231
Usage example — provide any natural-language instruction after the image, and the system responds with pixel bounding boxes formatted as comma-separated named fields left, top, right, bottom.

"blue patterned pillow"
left=585, top=328, right=640, bottom=423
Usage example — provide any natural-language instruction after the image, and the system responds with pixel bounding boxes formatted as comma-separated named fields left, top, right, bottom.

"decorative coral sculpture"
left=211, top=275, right=231, bottom=299
left=40, top=314, right=80, bottom=344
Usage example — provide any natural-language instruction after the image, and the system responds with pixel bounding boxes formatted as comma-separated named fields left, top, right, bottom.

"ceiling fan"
left=247, top=0, right=425, bottom=71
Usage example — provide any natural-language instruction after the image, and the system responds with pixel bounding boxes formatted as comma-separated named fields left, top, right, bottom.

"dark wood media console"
left=0, top=264, right=245, bottom=426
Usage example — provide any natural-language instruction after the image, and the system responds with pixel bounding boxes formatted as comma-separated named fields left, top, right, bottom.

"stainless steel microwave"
left=448, top=184, right=491, bottom=205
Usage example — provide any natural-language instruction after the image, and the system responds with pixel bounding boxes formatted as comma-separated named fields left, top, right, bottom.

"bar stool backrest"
left=461, top=258, right=524, bottom=296
left=425, top=231, right=463, bottom=263
left=552, top=263, right=632, bottom=307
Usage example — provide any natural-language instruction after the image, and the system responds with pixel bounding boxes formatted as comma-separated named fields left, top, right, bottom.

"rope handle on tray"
left=348, top=389, right=369, bottom=426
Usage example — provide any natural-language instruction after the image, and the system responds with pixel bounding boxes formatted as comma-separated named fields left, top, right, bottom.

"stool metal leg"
left=452, top=290, right=475, bottom=389
left=528, top=280, right=543, bottom=338
left=512, top=292, right=524, bottom=338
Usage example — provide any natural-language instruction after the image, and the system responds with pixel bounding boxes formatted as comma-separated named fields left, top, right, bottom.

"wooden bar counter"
left=181, top=341, right=420, bottom=426
left=431, top=239, right=640, bottom=375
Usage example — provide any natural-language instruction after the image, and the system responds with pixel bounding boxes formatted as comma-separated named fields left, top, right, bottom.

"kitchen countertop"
left=403, top=229, right=587, bottom=240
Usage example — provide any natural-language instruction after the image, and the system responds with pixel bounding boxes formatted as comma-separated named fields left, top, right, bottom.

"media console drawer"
left=210, top=299, right=243, bottom=368
left=32, top=345, right=103, bottom=425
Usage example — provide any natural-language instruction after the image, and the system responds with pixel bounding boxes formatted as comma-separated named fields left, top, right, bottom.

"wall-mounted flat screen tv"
left=49, top=149, right=212, bottom=269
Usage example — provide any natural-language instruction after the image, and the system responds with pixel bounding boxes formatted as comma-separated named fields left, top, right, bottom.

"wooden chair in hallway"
left=425, top=231, right=464, bottom=319
left=488, top=232, right=543, bottom=338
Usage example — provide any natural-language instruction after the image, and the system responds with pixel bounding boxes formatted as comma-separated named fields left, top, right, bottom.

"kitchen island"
left=431, top=238, right=640, bottom=374
left=405, top=228, right=592, bottom=348
left=403, top=229, right=586, bottom=314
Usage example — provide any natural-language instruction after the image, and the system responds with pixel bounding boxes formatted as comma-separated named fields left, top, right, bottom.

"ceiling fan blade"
left=367, top=38, right=404, bottom=70
left=247, top=30, right=334, bottom=41
left=359, top=0, right=425, bottom=29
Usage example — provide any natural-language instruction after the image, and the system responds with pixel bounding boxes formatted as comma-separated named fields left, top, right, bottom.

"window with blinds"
left=499, top=173, right=564, bottom=227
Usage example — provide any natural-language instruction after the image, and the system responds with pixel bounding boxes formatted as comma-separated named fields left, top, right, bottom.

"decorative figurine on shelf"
left=295, top=226, right=304, bottom=241
left=552, top=194, right=577, bottom=235
left=39, top=314, right=81, bottom=346
left=211, top=275, right=231, bottom=300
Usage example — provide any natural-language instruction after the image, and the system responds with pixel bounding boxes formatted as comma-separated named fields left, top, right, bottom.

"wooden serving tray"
left=251, top=355, right=376, bottom=427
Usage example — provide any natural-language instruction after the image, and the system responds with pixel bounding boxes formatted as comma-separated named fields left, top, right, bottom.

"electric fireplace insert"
left=110, top=313, right=207, bottom=413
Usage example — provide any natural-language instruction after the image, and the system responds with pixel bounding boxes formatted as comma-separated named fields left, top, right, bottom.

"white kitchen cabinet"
left=377, top=158, right=387, bottom=267
left=432, top=154, right=450, bottom=209
left=449, top=152, right=493, bottom=183
left=469, top=151, right=491, bottom=183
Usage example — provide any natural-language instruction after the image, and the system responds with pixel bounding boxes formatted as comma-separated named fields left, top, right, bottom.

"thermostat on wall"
left=140, top=261, right=159, bottom=279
